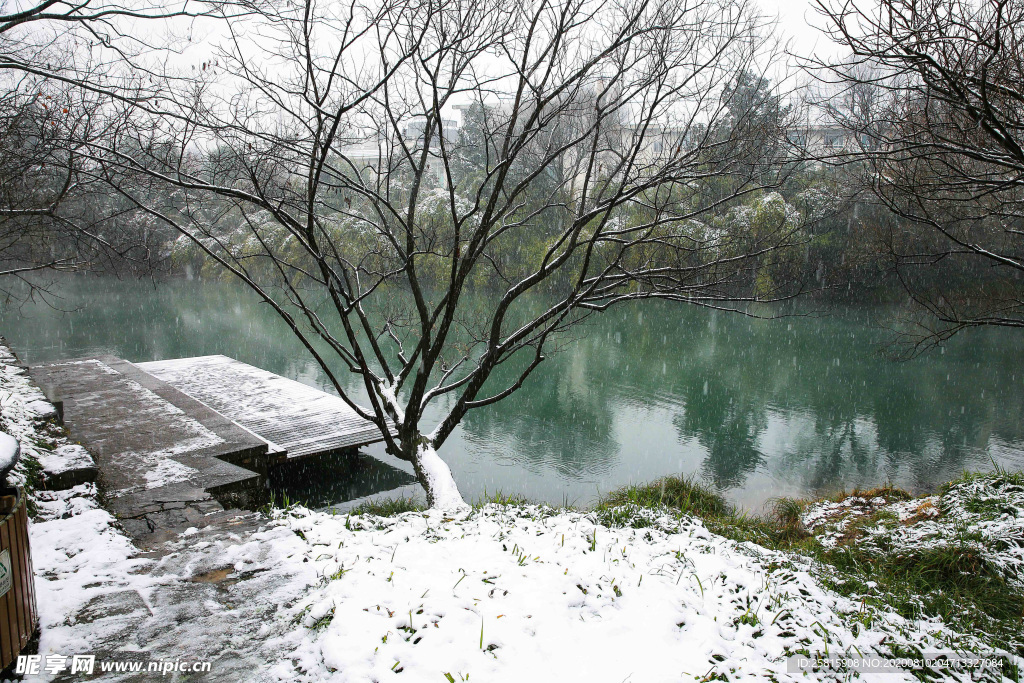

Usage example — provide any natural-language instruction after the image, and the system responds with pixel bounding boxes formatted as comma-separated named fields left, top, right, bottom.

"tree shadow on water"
left=268, top=451, right=416, bottom=508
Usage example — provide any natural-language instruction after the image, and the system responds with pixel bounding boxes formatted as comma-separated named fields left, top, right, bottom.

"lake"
left=3, top=275, right=1023, bottom=511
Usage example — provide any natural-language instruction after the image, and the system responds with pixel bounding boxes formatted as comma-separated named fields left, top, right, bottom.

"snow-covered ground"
left=801, top=477, right=1024, bottom=590
left=0, top=345, right=63, bottom=490
left=0, top=345, right=149, bottom=661
left=30, top=485, right=154, bottom=656
left=1, top=341, right=1019, bottom=681
left=261, top=503, right=1010, bottom=682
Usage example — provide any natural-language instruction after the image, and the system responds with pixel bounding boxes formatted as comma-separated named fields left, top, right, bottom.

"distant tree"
left=0, top=0, right=246, bottom=298
left=718, top=69, right=793, bottom=178
left=814, top=0, right=1024, bottom=354
left=85, top=0, right=809, bottom=508
left=0, top=85, right=162, bottom=301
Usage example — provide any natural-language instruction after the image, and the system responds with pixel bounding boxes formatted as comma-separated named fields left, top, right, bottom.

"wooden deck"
left=138, top=355, right=388, bottom=461
left=29, top=354, right=396, bottom=537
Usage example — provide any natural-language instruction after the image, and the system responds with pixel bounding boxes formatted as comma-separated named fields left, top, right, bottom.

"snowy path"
left=33, top=488, right=319, bottom=682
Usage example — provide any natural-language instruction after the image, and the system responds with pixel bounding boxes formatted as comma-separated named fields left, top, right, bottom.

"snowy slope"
left=264, top=505, right=1004, bottom=682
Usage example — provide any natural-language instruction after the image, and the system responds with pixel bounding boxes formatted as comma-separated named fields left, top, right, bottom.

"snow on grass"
left=801, top=475, right=1024, bottom=590
left=938, top=474, right=1024, bottom=589
left=264, top=504, right=995, bottom=682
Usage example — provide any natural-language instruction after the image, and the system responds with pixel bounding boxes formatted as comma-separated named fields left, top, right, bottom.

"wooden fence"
left=0, top=488, right=37, bottom=669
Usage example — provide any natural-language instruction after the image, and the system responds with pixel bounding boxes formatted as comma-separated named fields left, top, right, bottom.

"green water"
left=3, top=276, right=1023, bottom=511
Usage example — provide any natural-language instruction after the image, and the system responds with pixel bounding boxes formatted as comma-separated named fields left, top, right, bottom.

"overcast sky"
left=767, top=0, right=843, bottom=59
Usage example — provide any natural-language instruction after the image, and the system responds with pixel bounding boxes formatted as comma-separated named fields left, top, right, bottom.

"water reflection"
left=268, top=452, right=416, bottom=508
left=460, top=350, right=617, bottom=479
left=3, top=275, right=1023, bottom=510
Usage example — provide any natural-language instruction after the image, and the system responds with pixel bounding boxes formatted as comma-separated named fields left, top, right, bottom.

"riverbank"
left=2, top=341, right=1022, bottom=680
left=597, top=472, right=1024, bottom=662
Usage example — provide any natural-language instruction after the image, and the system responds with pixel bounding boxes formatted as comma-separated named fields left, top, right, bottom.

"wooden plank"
left=139, top=356, right=392, bottom=461
left=0, top=515, right=11, bottom=668
left=16, top=500, right=35, bottom=643
left=7, top=507, right=26, bottom=650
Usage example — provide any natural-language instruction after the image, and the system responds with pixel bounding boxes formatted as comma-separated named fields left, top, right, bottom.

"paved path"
left=43, top=510, right=317, bottom=683
left=28, top=357, right=272, bottom=542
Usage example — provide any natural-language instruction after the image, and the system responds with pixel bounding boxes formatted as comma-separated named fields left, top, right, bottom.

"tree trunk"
left=409, top=442, right=468, bottom=511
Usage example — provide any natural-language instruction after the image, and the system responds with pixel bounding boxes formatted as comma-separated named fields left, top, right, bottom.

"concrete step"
left=28, top=356, right=271, bottom=538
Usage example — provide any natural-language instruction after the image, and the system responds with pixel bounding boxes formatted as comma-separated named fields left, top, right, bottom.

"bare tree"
left=814, top=0, right=1024, bottom=354
left=0, top=79, right=180, bottom=303
left=0, top=86, right=85, bottom=287
left=1, top=0, right=236, bottom=71
left=84, top=0, right=807, bottom=507
left=0, top=0, right=251, bottom=299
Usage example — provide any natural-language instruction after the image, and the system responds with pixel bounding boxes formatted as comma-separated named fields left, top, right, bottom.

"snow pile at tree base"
left=415, top=444, right=468, bottom=511
left=267, top=505, right=999, bottom=682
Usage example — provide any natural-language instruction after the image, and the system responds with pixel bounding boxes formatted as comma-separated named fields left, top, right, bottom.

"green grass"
left=598, top=475, right=731, bottom=518
left=595, top=475, right=809, bottom=544
left=17, top=452, right=43, bottom=517
left=815, top=538, right=1024, bottom=657
left=345, top=496, right=425, bottom=516
left=264, top=492, right=427, bottom=518
left=472, top=490, right=535, bottom=509
left=261, top=490, right=305, bottom=515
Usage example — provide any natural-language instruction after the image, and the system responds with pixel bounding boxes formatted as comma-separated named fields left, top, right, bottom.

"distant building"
left=403, top=118, right=458, bottom=146
left=332, top=117, right=460, bottom=188
left=785, top=123, right=880, bottom=158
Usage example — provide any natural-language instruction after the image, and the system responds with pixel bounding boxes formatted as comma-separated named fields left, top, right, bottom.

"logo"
left=0, top=549, right=11, bottom=597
